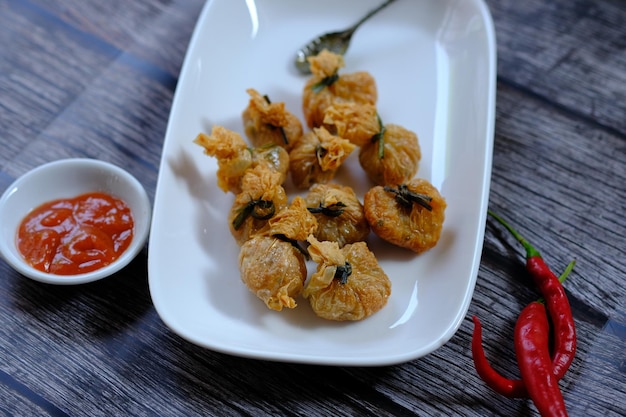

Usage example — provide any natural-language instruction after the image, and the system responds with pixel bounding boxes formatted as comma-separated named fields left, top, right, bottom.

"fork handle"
left=349, top=0, right=397, bottom=32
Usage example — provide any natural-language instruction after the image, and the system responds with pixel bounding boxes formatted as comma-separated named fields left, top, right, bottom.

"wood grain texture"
left=1, top=0, right=625, bottom=415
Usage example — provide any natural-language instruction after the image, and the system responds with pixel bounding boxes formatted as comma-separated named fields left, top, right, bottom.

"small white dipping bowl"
left=0, top=158, right=151, bottom=284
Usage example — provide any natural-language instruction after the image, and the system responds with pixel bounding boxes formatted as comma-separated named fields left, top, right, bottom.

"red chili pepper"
left=488, top=210, right=576, bottom=380
left=471, top=261, right=574, bottom=398
left=471, top=316, right=527, bottom=397
left=515, top=301, right=569, bottom=416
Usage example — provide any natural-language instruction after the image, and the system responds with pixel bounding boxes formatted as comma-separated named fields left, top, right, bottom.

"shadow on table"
left=7, top=247, right=153, bottom=339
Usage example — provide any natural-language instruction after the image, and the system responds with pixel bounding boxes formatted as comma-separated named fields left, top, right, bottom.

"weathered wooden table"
left=1, top=0, right=624, bottom=415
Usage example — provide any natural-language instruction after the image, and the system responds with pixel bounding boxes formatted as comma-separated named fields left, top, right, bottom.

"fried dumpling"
left=242, top=88, right=303, bottom=151
left=302, top=50, right=377, bottom=129
left=239, top=235, right=307, bottom=311
left=238, top=197, right=317, bottom=311
left=289, top=126, right=356, bottom=189
left=363, top=178, right=446, bottom=253
left=358, top=123, right=421, bottom=186
left=194, top=126, right=289, bottom=194
left=304, top=183, right=369, bottom=247
left=228, top=164, right=288, bottom=245
left=303, top=236, right=391, bottom=321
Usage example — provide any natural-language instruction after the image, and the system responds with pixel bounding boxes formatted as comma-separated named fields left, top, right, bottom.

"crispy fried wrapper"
left=359, top=123, right=421, bottom=186
left=308, top=49, right=346, bottom=78
left=364, top=178, right=446, bottom=253
left=289, top=126, right=356, bottom=189
left=194, top=126, right=289, bottom=194
left=303, top=236, right=391, bottom=321
left=228, top=164, right=288, bottom=245
left=242, top=88, right=303, bottom=151
left=322, top=102, right=380, bottom=147
left=302, top=50, right=378, bottom=129
left=239, top=235, right=307, bottom=311
left=304, top=183, right=370, bottom=247
left=268, top=196, right=318, bottom=241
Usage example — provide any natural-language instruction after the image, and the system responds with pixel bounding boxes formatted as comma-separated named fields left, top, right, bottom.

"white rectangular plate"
left=148, top=0, right=496, bottom=366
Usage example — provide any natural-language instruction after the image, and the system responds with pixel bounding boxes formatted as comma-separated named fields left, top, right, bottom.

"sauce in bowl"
left=16, top=192, right=134, bottom=275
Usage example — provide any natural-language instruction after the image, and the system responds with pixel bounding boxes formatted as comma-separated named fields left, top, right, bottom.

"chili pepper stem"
left=558, top=260, right=576, bottom=284
left=488, top=210, right=541, bottom=259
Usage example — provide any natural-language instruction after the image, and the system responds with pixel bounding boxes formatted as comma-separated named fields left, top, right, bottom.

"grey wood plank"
left=488, top=0, right=626, bottom=134
left=27, top=0, right=204, bottom=77
left=1, top=0, right=625, bottom=415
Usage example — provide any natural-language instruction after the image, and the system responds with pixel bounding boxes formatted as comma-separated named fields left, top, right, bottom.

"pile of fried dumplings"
left=194, top=50, right=446, bottom=321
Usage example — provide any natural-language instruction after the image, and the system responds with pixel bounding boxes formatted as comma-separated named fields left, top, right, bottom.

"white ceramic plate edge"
left=148, top=0, right=497, bottom=365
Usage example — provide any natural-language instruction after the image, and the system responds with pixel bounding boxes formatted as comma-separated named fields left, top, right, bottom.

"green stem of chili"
left=488, top=210, right=540, bottom=258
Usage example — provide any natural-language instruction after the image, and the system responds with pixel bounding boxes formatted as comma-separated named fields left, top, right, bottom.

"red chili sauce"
left=16, top=192, right=134, bottom=275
